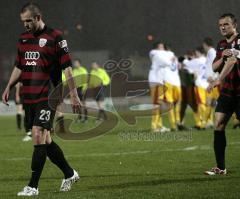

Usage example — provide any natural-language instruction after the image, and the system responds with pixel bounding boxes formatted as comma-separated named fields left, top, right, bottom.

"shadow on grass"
left=87, top=175, right=240, bottom=190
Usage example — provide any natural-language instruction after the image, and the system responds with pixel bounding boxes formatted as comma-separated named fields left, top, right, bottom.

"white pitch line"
left=182, top=146, right=198, bottom=151
left=2, top=142, right=239, bottom=162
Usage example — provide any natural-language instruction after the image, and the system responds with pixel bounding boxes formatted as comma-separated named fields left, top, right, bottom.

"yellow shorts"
left=164, top=82, right=181, bottom=103
left=150, top=85, right=166, bottom=104
left=195, top=87, right=207, bottom=105
left=207, top=86, right=220, bottom=100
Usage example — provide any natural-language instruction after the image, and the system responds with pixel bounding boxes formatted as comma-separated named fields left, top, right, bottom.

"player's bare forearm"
left=64, top=67, right=82, bottom=110
left=212, top=57, right=224, bottom=72
left=6, top=67, right=22, bottom=90
left=64, top=67, right=78, bottom=97
left=218, top=57, right=237, bottom=82
left=207, top=57, right=237, bottom=93
left=2, top=66, right=21, bottom=105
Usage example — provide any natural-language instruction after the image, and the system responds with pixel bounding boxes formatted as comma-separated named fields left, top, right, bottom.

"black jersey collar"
left=33, top=25, right=47, bottom=37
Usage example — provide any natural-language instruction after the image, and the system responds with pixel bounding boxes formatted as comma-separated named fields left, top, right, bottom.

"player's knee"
left=214, top=119, right=226, bottom=130
left=32, top=126, right=44, bottom=144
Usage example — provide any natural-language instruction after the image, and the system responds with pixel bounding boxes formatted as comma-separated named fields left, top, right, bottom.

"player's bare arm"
left=64, top=66, right=82, bottom=113
left=2, top=66, right=22, bottom=105
left=212, top=49, right=233, bottom=72
left=207, top=56, right=237, bottom=92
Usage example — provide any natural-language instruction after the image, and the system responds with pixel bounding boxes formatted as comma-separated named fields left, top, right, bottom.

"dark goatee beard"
left=225, top=34, right=233, bottom=39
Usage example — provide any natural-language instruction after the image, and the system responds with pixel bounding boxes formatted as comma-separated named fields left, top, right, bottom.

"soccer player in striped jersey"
left=2, top=3, right=81, bottom=196
left=205, top=13, right=240, bottom=175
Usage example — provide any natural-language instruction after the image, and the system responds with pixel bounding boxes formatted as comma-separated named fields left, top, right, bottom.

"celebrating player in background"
left=193, top=47, right=208, bottom=129
left=2, top=3, right=81, bottom=196
left=89, top=62, right=110, bottom=121
left=202, top=37, right=219, bottom=129
left=183, top=50, right=206, bottom=130
left=205, top=13, right=240, bottom=175
left=178, top=52, right=198, bottom=130
left=148, top=41, right=171, bottom=133
left=163, top=45, right=181, bottom=131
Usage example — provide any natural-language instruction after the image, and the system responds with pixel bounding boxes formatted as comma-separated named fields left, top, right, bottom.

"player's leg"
left=150, top=85, right=160, bottom=131
left=16, top=103, right=23, bottom=130
left=28, top=125, right=48, bottom=187
left=45, top=104, right=79, bottom=191
left=188, top=86, right=201, bottom=129
left=45, top=132, right=73, bottom=179
left=78, top=88, right=88, bottom=122
left=77, top=87, right=83, bottom=121
left=45, top=131, right=79, bottom=191
left=178, top=86, right=188, bottom=130
left=205, top=95, right=234, bottom=175
left=174, top=86, right=181, bottom=129
left=165, top=83, right=176, bottom=130
left=205, top=95, right=214, bottom=128
left=197, top=87, right=207, bottom=129
left=158, top=85, right=170, bottom=132
left=82, top=89, right=88, bottom=122
left=17, top=125, right=47, bottom=196
left=95, top=86, right=107, bottom=120
left=22, top=109, right=32, bottom=142
left=18, top=102, right=53, bottom=196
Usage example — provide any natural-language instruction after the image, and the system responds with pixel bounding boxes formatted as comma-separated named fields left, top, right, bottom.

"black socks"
left=214, top=130, right=226, bottom=170
left=16, top=114, right=22, bottom=130
left=46, top=141, right=73, bottom=179
left=98, top=109, right=107, bottom=120
left=28, top=145, right=47, bottom=188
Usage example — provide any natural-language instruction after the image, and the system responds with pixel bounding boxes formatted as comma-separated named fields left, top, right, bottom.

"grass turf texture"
left=0, top=112, right=240, bottom=199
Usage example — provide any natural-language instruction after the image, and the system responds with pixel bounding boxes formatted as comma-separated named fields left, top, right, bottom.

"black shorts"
left=23, top=101, right=56, bottom=130
left=93, top=86, right=105, bottom=101
left=77, top=87, right=87, bottom=101
left=215, top=95, right=240, bottom=119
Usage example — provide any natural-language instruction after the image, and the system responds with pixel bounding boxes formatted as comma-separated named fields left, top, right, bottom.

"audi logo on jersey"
left=24, top=51, right=40, bottom=60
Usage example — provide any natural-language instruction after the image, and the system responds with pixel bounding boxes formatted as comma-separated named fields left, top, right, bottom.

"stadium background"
left=0, top=0, right=240, bottom=89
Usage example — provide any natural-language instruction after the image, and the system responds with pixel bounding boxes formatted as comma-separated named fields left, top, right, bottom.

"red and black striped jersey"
left=15, top=26, right=72, bottom=104
left=214, top=34, right=240, bottom=97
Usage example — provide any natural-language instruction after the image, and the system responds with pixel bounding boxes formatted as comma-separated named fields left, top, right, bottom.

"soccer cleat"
left=204, top=167, right=227, bottom=175
left=22, top=135, right=32, bottom=142
left=177, top=124, right=189, bottom=131
left=160, top=126, right=170, bottom=133
left=17, top=186, right=39, bottom=196
left=60, top=170, right=80, bottom=192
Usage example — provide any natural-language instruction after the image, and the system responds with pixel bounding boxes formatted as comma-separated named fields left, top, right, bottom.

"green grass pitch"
left=0, top=112, right=240, bottom=199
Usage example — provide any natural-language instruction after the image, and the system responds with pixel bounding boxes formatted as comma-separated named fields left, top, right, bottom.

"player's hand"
left=207, top=79, right=220, bottom=93
left=2, top=87, right=10, bottom=106
left=207, top=76, right=214, bottom=83
left=226, top=56, right=237, bottom=65
left=70, top=94, right=82, bottom=114
left=231, top=49, right=240, bottom=57
left=222, top=49, right=233, bottom=57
